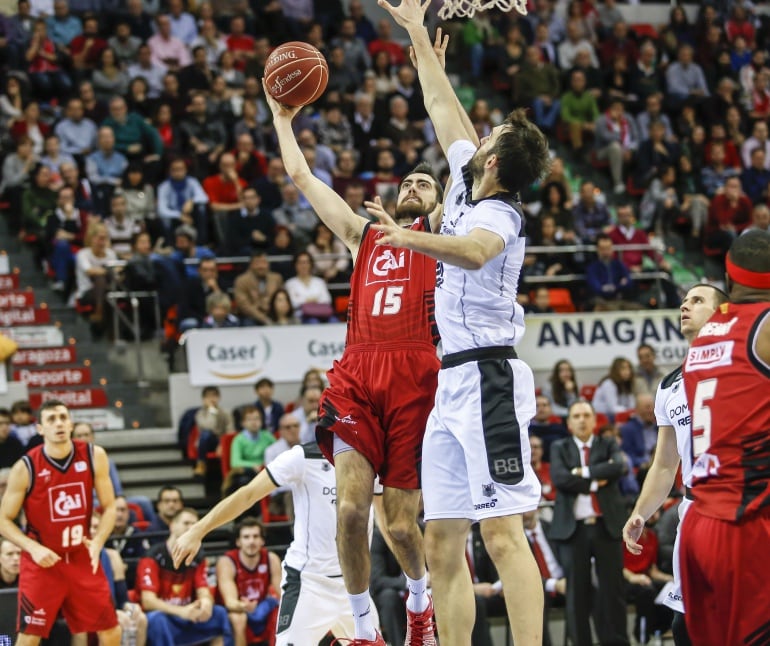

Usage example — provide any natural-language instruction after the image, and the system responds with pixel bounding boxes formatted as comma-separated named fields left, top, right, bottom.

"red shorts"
left=680, top=505, right=770, bottom=646
left=18, top=547, right=118, bottom=637
left=317, top=342, right=439, bottom=489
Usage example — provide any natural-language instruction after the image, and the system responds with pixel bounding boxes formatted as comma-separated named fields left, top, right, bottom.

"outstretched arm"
left=380, top=0, right=473, bottom=154
left=263, top=81, right=368, bottom=260
left=172, top=469, right=278, bottom=567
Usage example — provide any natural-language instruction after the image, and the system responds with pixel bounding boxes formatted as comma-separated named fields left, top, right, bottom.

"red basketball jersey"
left=223, top=548, right=271, bottom=602
left=683, top=301, right=770, bottom=521
left=22, top=441, right=94, bottom=556
left=345, top=219, right=438, bottom=347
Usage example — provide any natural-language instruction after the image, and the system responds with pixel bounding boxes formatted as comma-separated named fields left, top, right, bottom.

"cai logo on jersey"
left=48, top=483, right=87, bottom=522
left=365, top=247, right=411, bottom=285
left=697, top=317, right=739, bottom=338
left=685, top=341, right=734, bottom=371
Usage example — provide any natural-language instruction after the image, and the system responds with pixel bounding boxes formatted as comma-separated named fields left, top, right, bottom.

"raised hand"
left=367, top=197, right=409, bottom=248
left=261, top=79, right=303, bottom=121
left=409, top=27, right=449, bottom=70
left=377, top=0, right=431, bottom=30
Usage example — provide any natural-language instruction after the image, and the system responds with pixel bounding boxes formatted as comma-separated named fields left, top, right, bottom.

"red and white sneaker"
left=405, top=595, right=437, bottom=646
left=331, top=631, right=386, bottom=645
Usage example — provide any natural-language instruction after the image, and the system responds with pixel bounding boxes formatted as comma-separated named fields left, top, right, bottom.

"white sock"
left=349, top=590, right=376, bottom=640
left=405, top=573, right=429, bottom=613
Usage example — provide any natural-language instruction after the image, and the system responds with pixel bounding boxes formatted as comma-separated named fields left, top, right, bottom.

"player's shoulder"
left=301, top=442, right=327, bottom=461
left=659, top=365, right=683, bottom=391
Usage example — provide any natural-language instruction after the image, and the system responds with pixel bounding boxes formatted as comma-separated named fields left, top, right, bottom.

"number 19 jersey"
left=22, top=441, right=95, bottom=555
left=345, top=219, right=438, bottom=348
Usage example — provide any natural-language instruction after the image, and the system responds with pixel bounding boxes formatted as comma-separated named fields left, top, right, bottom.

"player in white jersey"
left=375, top=3, right=551, bottom=645
left=171, top=443, right=380, bottom=645
left=623, top=284, right=728, bottom=646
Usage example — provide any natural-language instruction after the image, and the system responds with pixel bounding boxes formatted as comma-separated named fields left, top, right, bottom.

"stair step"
left=120, top=464, right=195, bottom=485
left=96, top=427, right=177, bottom=448
left=112, top=447, right=182, bottom=466
left=124, top=482, right=205, bottom=500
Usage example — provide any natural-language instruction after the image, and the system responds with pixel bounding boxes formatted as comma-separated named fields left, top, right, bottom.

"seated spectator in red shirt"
left=747, top=69, right=770, bottom=122
left=26, top=20, right=73, bottom=102
left=226, top=15, right=254, bottom=71
left=530, top=435, right=556, bottom=503
left=10, top=102, right=51, bottom=155
left=608, top=204, right=670, bottom=273
left=704, top=122, right=742, bottom=169
left=203, top=152, right=247, bottom=216
left=46, top=185, right=89, bottom=291
left=232, top=133, right=268, bottom=184
left=599, top=21, right=638, bottom=68
left=704, top=175, right=753, bottom=258
left=69, top=14, right=107, bottom=76
left=725, top=4, right=755, bottom=48
left=368, top=18, right=406, bottom=67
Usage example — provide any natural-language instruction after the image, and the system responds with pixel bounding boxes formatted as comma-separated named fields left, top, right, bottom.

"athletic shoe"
left=331, top=631, right=386, bottom=645
left=405, top=595, right=437, bottom=645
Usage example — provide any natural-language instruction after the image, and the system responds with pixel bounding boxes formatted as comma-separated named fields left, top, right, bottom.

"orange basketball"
left=264, top=41, right=329, bottom=107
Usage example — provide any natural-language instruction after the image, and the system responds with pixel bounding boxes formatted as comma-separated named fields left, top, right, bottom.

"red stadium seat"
left=629, top=23, right=659, bottom=41
left=615, top=409, right=634, bottom=424
left=548, top=288, right=576, bottom=313
left=219, top=432, right=237, bottom=480
left=594, top=412, right=610, bottom=432
left=580, top=384, right=597, bottom=401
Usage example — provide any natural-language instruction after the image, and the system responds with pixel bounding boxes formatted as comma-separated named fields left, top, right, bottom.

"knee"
left=337, top=498, right=370, bottom=534
left=385, top=516, right=418, bottom=547
left=480, top=524, right=528, bottom=564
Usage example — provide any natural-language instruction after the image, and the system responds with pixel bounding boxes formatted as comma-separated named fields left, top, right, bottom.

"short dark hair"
left=11, top=400, right=32, bottom=415
left=156, top=486, right=183, bottom=503
left=202, top=385, right=220, bottom=398
left=493, top=109, right=550, bottom=194
left=255, top=378, right=274, bottom=390
left=0, top=408, right=11, bottom=421
left=399, top=161, right=444, bottom=204
left=38, top=399, right=68, bottom=416
left=171, top=507, right=199, bottom=522
left=686, top=283, right=729, bottom=308
left=240, top=405, right=262, bottom=422
left=727, top=230, right=770, bottom=275
left=235, top=516, right=264, bottom=539
left=595, top=233, right=613, bottom=245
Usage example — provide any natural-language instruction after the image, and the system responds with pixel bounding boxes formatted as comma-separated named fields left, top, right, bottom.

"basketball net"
left=438, top=0, right=528, bottom=19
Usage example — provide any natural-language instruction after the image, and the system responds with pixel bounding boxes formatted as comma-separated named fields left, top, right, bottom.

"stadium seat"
left=629, top=23, right=659, bottom=41
left=127, top=501, right=146, bottom=523
left=548, top=288, right=576, bottom=313
left=260, top=495, right=289, bottom=524
left=219, top=432, right=237, bottom=481
left=615, top=409, right=634, bottom=424
left=594, top=412, right=610, bottom=431
left=580, top=384, right=597, bottom=401
left=334, top=295, right=350, bottom=320
left=625, top=175, right=646, bottom=197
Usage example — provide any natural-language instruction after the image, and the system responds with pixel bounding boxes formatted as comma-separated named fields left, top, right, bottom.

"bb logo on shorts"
left=48, top=483, right=87, bottom=522
left=365, top=248, right=412, bottom=286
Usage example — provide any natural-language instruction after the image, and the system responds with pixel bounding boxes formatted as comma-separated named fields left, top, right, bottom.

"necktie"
left=531, top=531, right=551, bottom=580
left=582, top=445, right=602, bottom=516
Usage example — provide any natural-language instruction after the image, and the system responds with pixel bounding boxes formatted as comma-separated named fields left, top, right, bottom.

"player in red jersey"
left=263, top=45, right=475, bottom=642
left=681, top=230, right=770, bottom=646
left=217, top=518, right=281, bottom=646
left=0, top=399, right=121, bottom=645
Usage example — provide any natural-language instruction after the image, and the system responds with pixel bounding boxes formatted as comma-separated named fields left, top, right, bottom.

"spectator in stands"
left=25, top=18, right=72, bottom=100
left=665, top=44, right=709, bottom=112
left=740, top=147, right=770, bottom=205
left=103, top=96, right=163, bottom=171
left=560, top=69, right=599, bottom=153
left=586, top=234, right=638, bottom=311
left=55, top=98, right=97, bottom=160
left=600, top=19, right=638, bottom=68
left=514, top=45, right=561, bottom=134
left=108, top=20, right=141, bottom=67
left=701, top=141, right=739, bottom=198
left=530, top=394, right=569, bottom=460
left=138, top=508, right=232, bottom=645
left=9, top=400, right=36, bottom=447
left=41, top=134, right=75, bottom=180
left=233, top=133, right=268, bottom=184
left=171, top=225, right=215, bottom=278
left=85, top=126, right=128, bottom=215
left=523, top=508, right=565, bottom=646
left=572, top=181, right=610, bottom=243
left=0, top=408, right=23, bottom=469
left=181, top=92, right=226, bottom=179
left=744, top=204, right=770, bottom=234
left=0, top=76, right=25, bottom=133
left=46, top=0, right=81, bottom=51
left=127, top=44, right=166, bottom=99
left=177, top=256, right=221, bottom=332
left=78, top=79, right=109, bottom=124
left=594, top=97, right=639, bottom=195
left=108, top=497, right=151, bottom=580
left=635, top=94, right=673, bottom=144
left=633, top=344, right=664, bottom=397
left=67, top=13, right=106, bottom=79
left=216, top=518, right=281, bottom=646
left=703, top=174, right=752, bottom=258
left=157, top=158, right=210, bottom=242
left=148, top=13, right=190, bottom=72
left=193, top=385, right=235, bottom=478
left=523, top=287, right=555, bottom=315
left=223, top=186, right=274, bottom=256
left=741, top=120, right=770, bottom=169
left=0, top=536, right=20, bottom=587
left=558, top=19, right=598, bottom=71
left=619, top=393, right=657, bottom=470
left=0, top=136, right=37, bottom=232
left=233, top=250, right=283, bottom=326
left=705, top=122, right=741, bottom=170
left=266, top=288, right=298, bottom=326
left=705, top=77, right=741, bottom=126
left=104, top=190, right=141, bottom=259
left=370, top=523, right=407, bottom=646
left=147, top=486, right=184, bottom=537
left=46, top=184, right=88, bottom=291
left=542, top=359, right=581, bottom=418
left=639, top=165, right=682, bottom=234
left=633, top=120, right=680, bottom=191
left=263, top=412, right=300, bottom=465
left=10, top=102, right=49, bottom=156
left=225, top=15, right=254, bottom=72
left=226, top=406, right=275, bottom=492
left=593, top=356, right=637, bottom=417
left=122, top=163, right=156, bottom=229
left=294, top=385, right=322, bottom=444
left=190, top=18, right=226, bottom=69
left=526, top=214, right=576, bottom=279
left=306, top=222, right=350, bottom=283
left=201, top=292, right=240, bottom=329
left=746, top=69, right=770, bottom=121
left=271, top=182, right=318, bottom=249
left=285, top=251, right=334, bottom=323
left=21, top=163, right=58, bottom=242
left=92, top=47, right=130, bottom=103
left=608, top=203, right=670, bottom=274
left=203, top=152, right=247, bottom=232
left=330, top=16, right=371, bottom=81
left=75, top=222, right=116, bottom=333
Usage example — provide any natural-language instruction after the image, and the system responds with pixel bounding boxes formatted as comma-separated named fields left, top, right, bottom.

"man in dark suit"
left=551, top=400, right=630, bottom=646
left=523, top=509, right=566, bottom=646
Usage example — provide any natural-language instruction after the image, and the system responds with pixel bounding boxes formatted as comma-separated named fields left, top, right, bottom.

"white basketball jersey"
left=435, top=140, right=527, bottom=354
left=654, top=366, right=694, bottom=487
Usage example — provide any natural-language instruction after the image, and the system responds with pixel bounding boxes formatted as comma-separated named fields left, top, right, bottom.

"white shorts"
left=663, top=497, right=692, bottom=614
left=275, top=565, right=379, bottom=645
left=422, top=352, right=541, bottom=522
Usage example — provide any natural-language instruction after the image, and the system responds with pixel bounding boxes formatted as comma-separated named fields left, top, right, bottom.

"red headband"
left=726, top=253, right=770, bottom=289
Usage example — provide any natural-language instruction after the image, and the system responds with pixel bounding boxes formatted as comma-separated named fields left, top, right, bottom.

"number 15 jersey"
left=22, top=441, right=95, bottom=555
left=683, top=301, right=770, bottom=521
left=345, top=219, right=438, bottom=348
